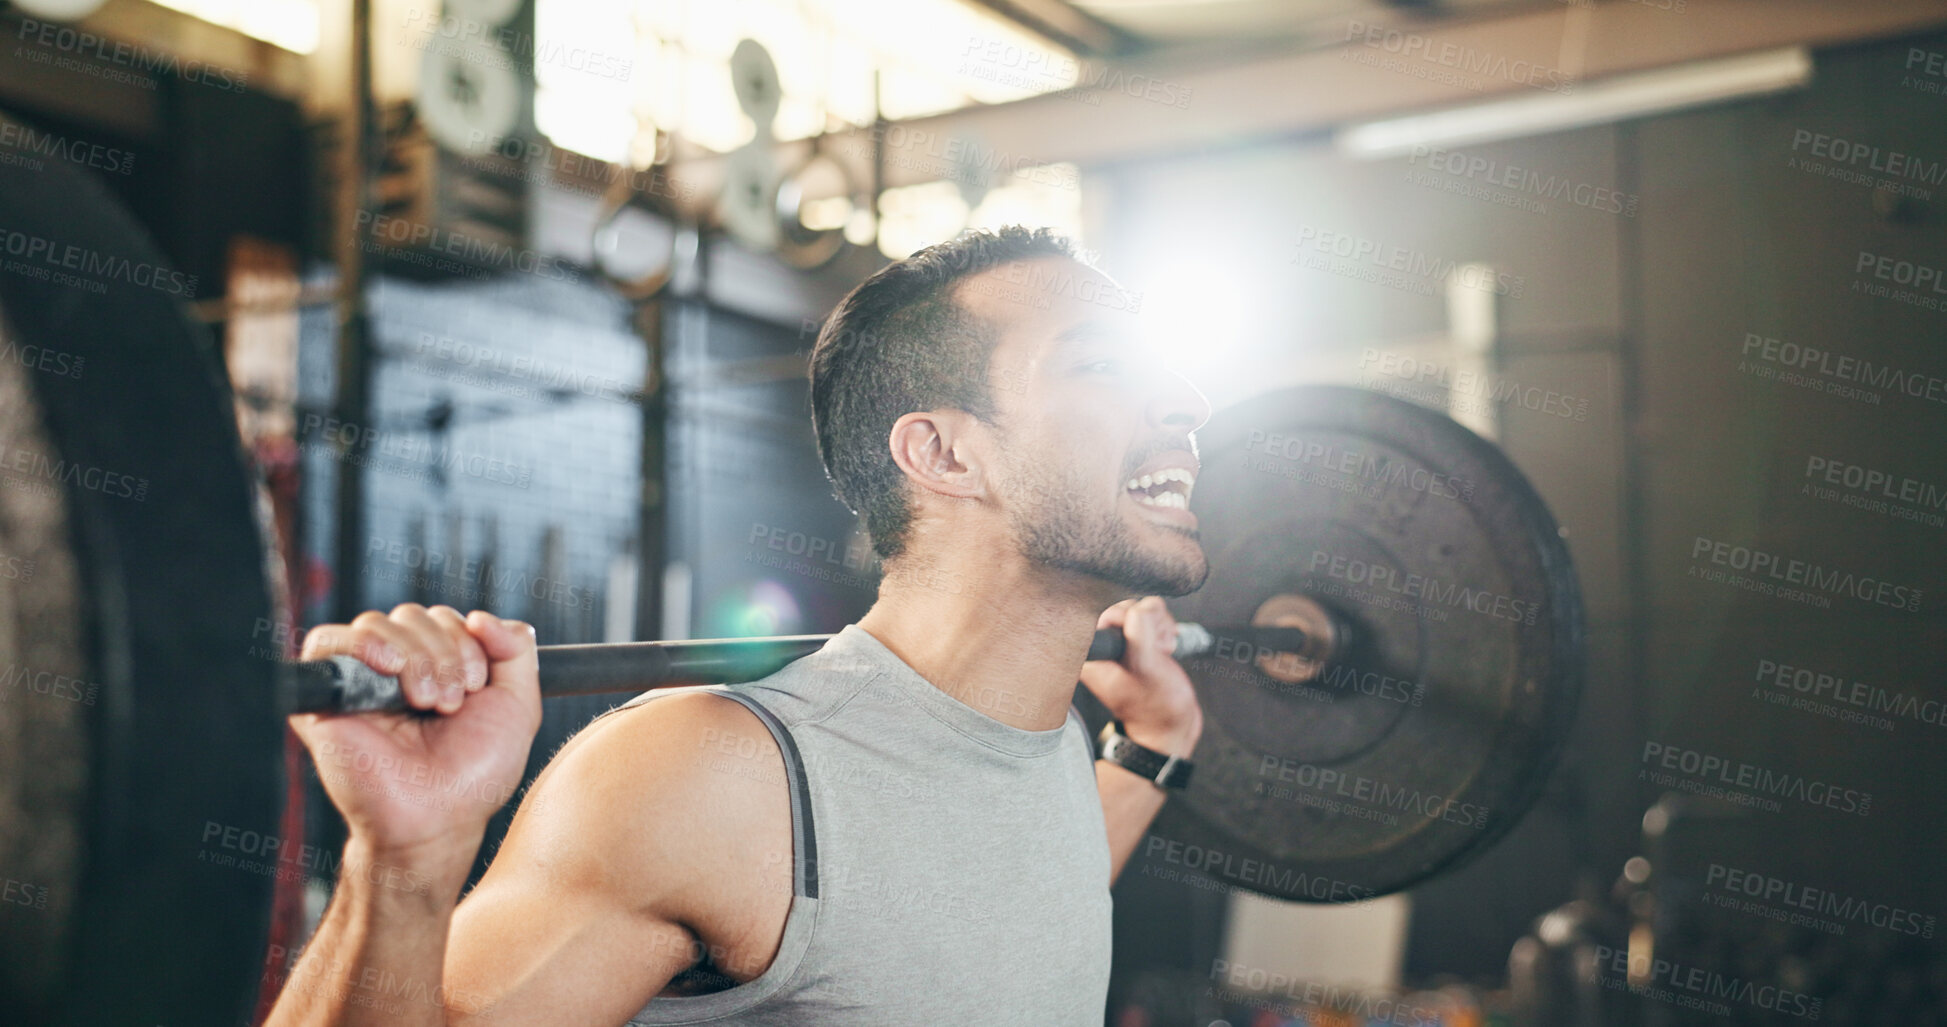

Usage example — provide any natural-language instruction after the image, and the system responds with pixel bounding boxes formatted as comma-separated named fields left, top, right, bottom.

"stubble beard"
left=1003, top=455, right=1209, bottom=598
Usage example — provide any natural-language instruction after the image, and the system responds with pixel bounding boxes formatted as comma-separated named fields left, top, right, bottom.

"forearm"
left=1096, top=717, right=1199, bottom=885
left=264, top=836, right=478, bottom=1027
left=1096, top=760, right=1172, bottom=884
left=1080, top=597, right=1206, bottom=885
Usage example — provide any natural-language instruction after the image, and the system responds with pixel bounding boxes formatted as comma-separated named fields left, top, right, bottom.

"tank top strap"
left=605, top=685, right=819, bottom=900
left=706, top=690, right=819, bottom=899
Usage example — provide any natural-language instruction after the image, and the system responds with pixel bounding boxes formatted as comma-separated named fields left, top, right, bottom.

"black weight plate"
left=0, top=119, right=282, bottom=1024
left=1150, top=385, right=1584, bottom=902
left=0, top=307, right=93, bottom=1016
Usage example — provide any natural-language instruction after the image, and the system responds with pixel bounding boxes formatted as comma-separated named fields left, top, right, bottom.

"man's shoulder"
left=567, top=689, right=790, bottom=802
left=711, top=628, right=891, bottom=725
left=554, top=626, right=887, bottom=808
left=500, top=689, right=796, bottom=925
left=470, top=690, right=798, bottom=990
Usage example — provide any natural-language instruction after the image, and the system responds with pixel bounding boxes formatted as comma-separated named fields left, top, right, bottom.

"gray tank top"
left=613, top=624, right=1114, bottom=1025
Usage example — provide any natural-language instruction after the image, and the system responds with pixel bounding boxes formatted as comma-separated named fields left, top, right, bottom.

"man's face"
left=956, top=256, right=1212, bottom=597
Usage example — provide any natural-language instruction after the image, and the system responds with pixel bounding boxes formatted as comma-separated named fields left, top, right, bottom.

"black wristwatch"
left=1096, top=721, right=1194, bottom=791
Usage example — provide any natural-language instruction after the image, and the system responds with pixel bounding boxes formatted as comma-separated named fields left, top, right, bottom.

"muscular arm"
left=1095, top=756, right=1175, bottom=885
left=443, top=694, right=793, bottom=1024
left=1094, top=713, right=1202, bottom=884
left=268, top=833, right=478, bottom=1026
left=1081, top=597, right=1204, bottom=887
left=267, top=604, right=792, bottom=1027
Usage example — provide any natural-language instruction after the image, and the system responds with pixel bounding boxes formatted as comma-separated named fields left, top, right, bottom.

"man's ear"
left=887, top=410, right=986, bottom=500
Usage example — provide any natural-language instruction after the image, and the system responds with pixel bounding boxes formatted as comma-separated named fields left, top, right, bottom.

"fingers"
left=466, top=611, right=542, bottom=719
left=302, top=612, right=427, bottom=704
left=300, top=604, right=495, bottom=713
left=1120, top=597, right=1179, bottom=664
left=386, top=604, right=479, bottom=714
left=306, top=616, right=428, bottom=711
left=1095, top=598, right=1138, bottom=631
left=425, top=604, right=490, bottom=693
left=466, top=610, right=536, bottom=665
left=300, top=615, right=403, bottom=670
left=1092, top=597, right=1176, bottom=655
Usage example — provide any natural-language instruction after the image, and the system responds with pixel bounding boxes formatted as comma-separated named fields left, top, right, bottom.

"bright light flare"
left=1134, top=256, right=1252, bottom=403
left=715, top=579, right=802, bottom=637
left=149, top=0, right=319, bottom=54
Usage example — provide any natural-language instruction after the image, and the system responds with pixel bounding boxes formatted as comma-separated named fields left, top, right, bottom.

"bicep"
left=440, top=692, right=792, bottom=1025
left=444, top=858, right=695, bottom=1026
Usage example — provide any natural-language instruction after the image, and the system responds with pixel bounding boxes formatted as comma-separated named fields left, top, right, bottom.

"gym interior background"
left=2, top=0, right=1946, bottom=1023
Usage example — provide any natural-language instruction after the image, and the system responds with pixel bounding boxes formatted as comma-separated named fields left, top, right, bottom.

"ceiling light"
left=1336, top=46, right=1812, bottom=160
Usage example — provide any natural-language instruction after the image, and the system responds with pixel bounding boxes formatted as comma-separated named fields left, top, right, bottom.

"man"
left=268, top=226, right=1213, bottom=1025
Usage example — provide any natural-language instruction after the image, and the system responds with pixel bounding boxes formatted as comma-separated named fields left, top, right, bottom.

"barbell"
left=0, top=127, right=1584, bottom=1025
left=280, top=624, right=1335, bottom=714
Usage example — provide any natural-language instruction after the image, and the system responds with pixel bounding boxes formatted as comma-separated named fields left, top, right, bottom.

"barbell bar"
left=279, top=623, right=1341, bottom=715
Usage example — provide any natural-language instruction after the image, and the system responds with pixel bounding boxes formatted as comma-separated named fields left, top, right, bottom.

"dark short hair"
left=809, top=226, right=1079, bottom=560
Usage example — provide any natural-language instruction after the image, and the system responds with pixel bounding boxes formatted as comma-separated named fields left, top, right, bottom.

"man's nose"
left=1147, top=366, right=1212, bottom=434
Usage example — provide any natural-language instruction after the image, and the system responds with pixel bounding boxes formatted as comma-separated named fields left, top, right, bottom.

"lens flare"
left=714, top=579, right=803, bottom=637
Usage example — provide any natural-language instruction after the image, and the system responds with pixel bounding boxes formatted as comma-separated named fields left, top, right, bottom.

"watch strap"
left=1096, top=721, right=1194, bottom=790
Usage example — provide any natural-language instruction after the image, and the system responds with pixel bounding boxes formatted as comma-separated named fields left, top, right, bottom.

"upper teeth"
left=1125, top=467, right=1196, bottom=509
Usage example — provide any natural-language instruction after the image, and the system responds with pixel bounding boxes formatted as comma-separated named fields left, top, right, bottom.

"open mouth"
left=1124, top=467, right=1196, bottom=511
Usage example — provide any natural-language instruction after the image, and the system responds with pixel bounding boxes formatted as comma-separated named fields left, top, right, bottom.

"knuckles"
left=305, top=607, right=532, bottom=684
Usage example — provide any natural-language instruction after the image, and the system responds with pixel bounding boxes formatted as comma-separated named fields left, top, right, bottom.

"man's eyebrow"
left=1053, top=322, right=1116, bottom=347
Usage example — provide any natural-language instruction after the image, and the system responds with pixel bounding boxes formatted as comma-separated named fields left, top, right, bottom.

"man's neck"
left=855, top=550, right=1116, bottom=732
